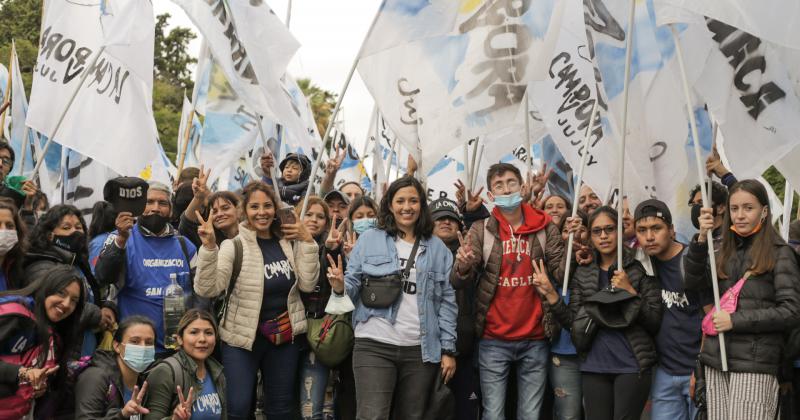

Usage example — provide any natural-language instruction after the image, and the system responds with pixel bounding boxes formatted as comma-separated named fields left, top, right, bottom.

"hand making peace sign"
left=455, top=231, right=479, bottom=274
left=196, top=210, right=216, bottom=250
left=326, top=253, right=345, bottom=294
left=121, top=382, right=151, bottom=417
left=172, top=385, right=194, bottom=420
left=192, top=165, right=211, bottom=201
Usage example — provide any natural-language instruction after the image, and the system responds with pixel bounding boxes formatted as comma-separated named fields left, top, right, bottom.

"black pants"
left=582, top=370, right=652, bottom=420
left=352, top=338, right=439, bottom=420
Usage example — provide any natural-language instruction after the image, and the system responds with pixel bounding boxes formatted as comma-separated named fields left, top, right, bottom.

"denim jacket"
left=344, top=229, right=457, bottom=363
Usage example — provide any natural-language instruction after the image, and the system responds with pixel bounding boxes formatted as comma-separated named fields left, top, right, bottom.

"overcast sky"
left=154, top=0, right=382, bottom=148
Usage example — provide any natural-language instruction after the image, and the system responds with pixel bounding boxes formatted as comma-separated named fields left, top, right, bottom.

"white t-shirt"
left=355, top=237, right=421, bottom=346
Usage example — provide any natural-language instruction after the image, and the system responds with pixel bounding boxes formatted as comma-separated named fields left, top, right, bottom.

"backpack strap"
left=219, top=237, right=243, bottom=326
left=535, top=229, right=547, bottom=257
left=177, top=236, right=191, bottom=267
left=164, top=357, right=186, bottom=403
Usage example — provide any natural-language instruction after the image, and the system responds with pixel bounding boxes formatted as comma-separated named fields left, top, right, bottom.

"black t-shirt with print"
left=256, top=237, right=293, bottom=321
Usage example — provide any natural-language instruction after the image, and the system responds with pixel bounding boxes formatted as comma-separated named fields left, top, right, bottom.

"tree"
left=297, top=78, right=336, bottom=140
left=154, top=13, right=196, bottom=91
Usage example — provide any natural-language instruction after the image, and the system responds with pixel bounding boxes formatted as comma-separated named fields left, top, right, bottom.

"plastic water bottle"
left=163, top=273, right=185, bottom=350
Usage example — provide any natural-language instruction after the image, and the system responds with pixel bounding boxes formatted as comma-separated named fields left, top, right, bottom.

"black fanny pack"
left=360, top=238, right=420, bottom=309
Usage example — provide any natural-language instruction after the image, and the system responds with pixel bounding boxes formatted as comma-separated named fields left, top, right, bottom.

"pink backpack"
left=701, top=272, right=751, bottom=336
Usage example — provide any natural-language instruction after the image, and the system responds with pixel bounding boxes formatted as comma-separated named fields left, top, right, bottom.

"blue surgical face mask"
left=353, top=218, right=376, bottom=235
left=493, top=192, right=523, bottom=212
left=122, top=343, right=155, bottom=373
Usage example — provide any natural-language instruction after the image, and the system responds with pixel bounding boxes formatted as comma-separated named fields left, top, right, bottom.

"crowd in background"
left=1, top=139, right=800, bottom=420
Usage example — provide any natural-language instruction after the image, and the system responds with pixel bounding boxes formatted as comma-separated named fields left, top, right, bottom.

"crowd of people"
left=1, top=139, right=800, bottom=420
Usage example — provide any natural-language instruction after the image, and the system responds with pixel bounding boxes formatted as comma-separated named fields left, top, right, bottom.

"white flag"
left=655, top=2, right=800, bottom=183
left=9, top=45, right=36, bottom=177
left=26, top=0, right=159, bottom=175
left=176, top=96, right=202, bottom=168
left=359, top=0, right=561, bottom=174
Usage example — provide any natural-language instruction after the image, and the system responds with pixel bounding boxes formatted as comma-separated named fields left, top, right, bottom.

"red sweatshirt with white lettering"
left=483, top=203, right=551, bottom=341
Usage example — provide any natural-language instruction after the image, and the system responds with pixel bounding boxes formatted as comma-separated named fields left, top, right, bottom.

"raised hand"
left=326, top=253, right=345, bottom=294
left=196, top=210, right=217, bottom=250
left=343, top=231, right=357, bottom=258
left=282, top=220, right=314, bottom=243
left=455, top=231, right=479, bottom=274
left=454, top=180, right=485, bottom=213
left=121, top=382, right=151, bottom=417
left=696, top=207, right=715, bottom=243
left=192, top=164, right=211, bottom=201
left=325, top=143, right=346, bottom=177
left=531, top=163, right=553, bottom=196
left=532, top=259, right=558, bottom=304
left=115, top=212, right=135, bottom=245
left=325, top=216, right=343, bottom=250
left=172, top=386, right=194, bottom=420
left=21, top=180, right=38, bottom=198
left=260, top=152, right=275, bottom=177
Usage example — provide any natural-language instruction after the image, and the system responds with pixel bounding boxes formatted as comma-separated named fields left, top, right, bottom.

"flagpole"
left=300, top=4, right=382, bottom=220
left=782, top=181, right=792, bottom=240
left=463, top=143, right=471, bottom=189
left=257, top=116, right=282, bottom=189
left=615, top=0, right=637, bottom=271
left=176, top=103, right=194, bottom=176
left=562, top=98, right=600, bottom=296
left=471, top=143, right=485, bottom=190
left=525, top=90, right=534, bottom=175
left=385, top=137, right=398, bottom=182
left=468, top=138, right=480, bottom=190
left=0, top=41, right=14, bottom=139
left=32, top=46, right=106, bottom=179
left=670, top=24, right=728, bottom=371
left=285, top=0, right=293, bottom=29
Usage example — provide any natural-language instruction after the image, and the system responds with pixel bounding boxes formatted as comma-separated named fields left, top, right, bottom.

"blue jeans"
left=549, top=354, right=582, bottom=420
left=299, top=350, right=335, bottom=420
left=478, top=338, right=548, bottom=420
left=222, top=335, right=301, bottom=420
left=650, top=366, right=697, bottom=420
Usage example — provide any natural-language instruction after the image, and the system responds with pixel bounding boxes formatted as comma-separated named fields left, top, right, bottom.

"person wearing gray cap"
left=95, top=180, right=198, bottom=356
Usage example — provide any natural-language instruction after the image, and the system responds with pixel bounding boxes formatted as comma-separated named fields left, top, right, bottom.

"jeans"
left=650, top=366, right=697, bottom=420
left=222, top=334, right=301, bottom=420
left=478, top=338, right=548, bottom=420
left=549, top=354, right=582, bottom=420
left=352, top=338, right=439, bottom=420
left=300, top=350, right=335, bottom=420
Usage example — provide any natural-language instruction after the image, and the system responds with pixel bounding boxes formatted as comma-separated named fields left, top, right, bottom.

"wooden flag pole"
left=300, top=3, right=382, bottom=220
left=32, top=46, right=106, bottom=179
left=671, top=24, right=728, bottom=371
left=562, top=98, right=600, bottom=296
left=176, top=104, right=194, bottom=176
left=616, top=0, right=637, bottom=271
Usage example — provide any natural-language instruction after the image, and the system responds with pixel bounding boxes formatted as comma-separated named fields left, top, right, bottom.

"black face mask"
left=691, top=203, right=717, bottom=230
left=139, top=213, right=169, bottom=234
left=53, top=231, right=85, bottom=254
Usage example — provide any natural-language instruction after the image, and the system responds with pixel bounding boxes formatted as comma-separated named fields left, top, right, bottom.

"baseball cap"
left=103, top=177, right=149, bottom=216
left=324, top=190, right=351, bottom=205
left=430, top=198, right=462, bottom=224
left=634, top=199, right=672, bottom=225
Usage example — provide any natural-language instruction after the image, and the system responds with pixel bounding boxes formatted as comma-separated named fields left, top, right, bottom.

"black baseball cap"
left=430, top=198, right=462, bottom=225
left=634, top=199, right=672, bottom=225
left=103, top=177, right=149, bottom=216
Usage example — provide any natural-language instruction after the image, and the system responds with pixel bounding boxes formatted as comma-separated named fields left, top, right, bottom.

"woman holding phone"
left=193, top=181, right=319, bottom=420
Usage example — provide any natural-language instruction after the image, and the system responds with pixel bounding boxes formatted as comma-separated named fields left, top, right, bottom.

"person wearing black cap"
left=0, top=140, right=38, bottom=210
left=688, top=180, right=728, bottom=251
left=95, top=179, right=198, bottom=356
left=324, top=189, right=350, bottom=221
left=431, top=198, right=480, bottom=420
left=633, top=199, right=711, bottom=420
left=262, top=151, right=312, bottom=206
left=550, top=206, right=661, bottom=420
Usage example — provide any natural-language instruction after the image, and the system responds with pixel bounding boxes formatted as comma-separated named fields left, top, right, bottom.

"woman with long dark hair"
left=688, top=180, right=800, bottom=419
left=25, top=204, right=112, bottom=357
left=143, top=309, right=226, bottom=420
left=75, top=316, right=157, bottom=419
left=326, top=176, right=458, bottom=420
left=88, top=201, right=117, bottom=271
left=0, top=198, right=27, bottom=292
left=194, top=181, right=318, bottom=420
left=559, top=206, right=662, bottom=420
left=0, top=265, right=85, bottom=418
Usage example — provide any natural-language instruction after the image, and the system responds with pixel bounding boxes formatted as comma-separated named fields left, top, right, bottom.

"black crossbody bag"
left=360, top=238, right=420, bottom=308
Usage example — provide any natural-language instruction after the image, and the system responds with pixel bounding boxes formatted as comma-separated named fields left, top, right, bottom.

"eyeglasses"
left=491, top=180, right=520, bottom=194
left=590, top=225, right=617, bottom=237
left=0, top=157, right=12, bottom=167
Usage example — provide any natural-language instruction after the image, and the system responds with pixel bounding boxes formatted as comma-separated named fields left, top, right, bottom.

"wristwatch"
left=442, top=350, right=458, bottom=357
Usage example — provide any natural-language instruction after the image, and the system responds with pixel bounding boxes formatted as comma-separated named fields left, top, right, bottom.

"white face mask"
left=0, top=230, right=18, bottom=255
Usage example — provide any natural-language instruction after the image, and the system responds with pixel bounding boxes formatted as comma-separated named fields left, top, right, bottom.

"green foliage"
left=297, top=77, right=337, bottom=142
left=154, top=13, right=196, bottom=91
left=0, top=0, right=42, bottom=46
left=763, top=166, right=799, bottom=221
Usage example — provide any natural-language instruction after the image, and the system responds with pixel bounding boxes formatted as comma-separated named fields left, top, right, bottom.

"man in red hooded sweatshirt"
left=452, top=163, right=565, bottom=420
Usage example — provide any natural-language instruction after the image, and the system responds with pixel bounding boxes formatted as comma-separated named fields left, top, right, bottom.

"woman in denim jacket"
left=327, top=176, right=458, bottom=420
